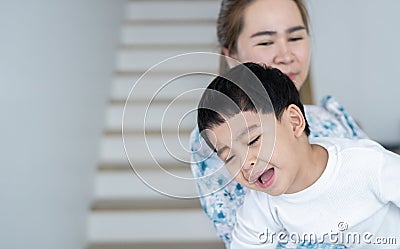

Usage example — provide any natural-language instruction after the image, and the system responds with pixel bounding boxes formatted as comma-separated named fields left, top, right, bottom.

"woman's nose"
left=274, top=41, right=294, bottom=65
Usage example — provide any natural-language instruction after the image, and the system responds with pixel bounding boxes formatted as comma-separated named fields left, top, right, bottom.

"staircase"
left=87, top=1, right=225, bottom=249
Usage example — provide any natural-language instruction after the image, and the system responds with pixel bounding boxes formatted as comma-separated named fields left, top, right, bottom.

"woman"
left=190, top=0, right=367, bottom=247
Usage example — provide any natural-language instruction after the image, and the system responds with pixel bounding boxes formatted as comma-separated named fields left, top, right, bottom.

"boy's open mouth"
left=255, top=168, right=275, bottom=188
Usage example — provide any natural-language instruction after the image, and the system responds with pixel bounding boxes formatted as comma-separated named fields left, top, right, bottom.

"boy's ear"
left=287, top=104, right=306, bottom=138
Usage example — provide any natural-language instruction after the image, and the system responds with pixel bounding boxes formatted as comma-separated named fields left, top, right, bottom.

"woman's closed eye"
left=256, top=41, right=273, bottom=46
left=256, top=35, right=304, bottom=46
left=248, top=135, right=261, bottom=146
left=288, top=36, right=303, bottom=42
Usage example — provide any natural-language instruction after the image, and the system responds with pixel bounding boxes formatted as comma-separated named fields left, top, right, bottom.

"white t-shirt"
left=231, top=137, right=400, bottom=249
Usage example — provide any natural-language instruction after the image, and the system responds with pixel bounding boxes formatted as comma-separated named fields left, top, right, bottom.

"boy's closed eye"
left=222, top=135, right=261, bottom=164
left=224, top=154, right=235, bottom=164
left=217, top=147, right=233, bottom=164
left=248, top=135, right=261, bottom=146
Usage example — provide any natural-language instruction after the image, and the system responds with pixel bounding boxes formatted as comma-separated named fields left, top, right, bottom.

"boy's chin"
left=256, top=187, right=285, bottom=196
left=241, top=181, right=286, bottom=196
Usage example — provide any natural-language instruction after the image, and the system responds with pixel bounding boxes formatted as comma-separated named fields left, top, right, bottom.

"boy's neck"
left=304, top=142, right=329, bottom=189
left=287, top=138, right=328, bottom=194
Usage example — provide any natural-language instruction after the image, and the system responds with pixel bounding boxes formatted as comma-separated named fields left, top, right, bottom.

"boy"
left=197, top=62, right=400, bottom=248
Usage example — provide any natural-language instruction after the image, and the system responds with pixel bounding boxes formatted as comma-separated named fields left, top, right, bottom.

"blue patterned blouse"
left=190, top=96, right=368, bottom=248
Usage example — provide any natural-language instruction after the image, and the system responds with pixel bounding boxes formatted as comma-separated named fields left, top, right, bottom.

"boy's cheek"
left=226, top=164, right=241, bottom=178
left=225, top=165, right=246, bottom=184
left=233, top=171, right=253, bottom=189
left=225, top=162, right=256, bottom=189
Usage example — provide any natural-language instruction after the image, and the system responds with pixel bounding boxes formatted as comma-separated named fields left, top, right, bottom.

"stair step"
left=105, top=102, right=199, bottom=132
left=89, top=1, right=224, bottom=249
left=93, top=167, right=197, bottom=199
left=93, top=170, right=201, bottom=210
left=110, top=73, right=215, bottom=102
left=125, top=0, right=219, bottom=22
left=121, top=23, right=217, bottom=46
left=116, top=48, right=220, bottom=72
left=87, top=241, right=225, bottom=249
left=100, top=133, right=191, bottom=169
left=88, top=209, right=220, bottom=243
left=92, top=198, right=200, bottom=211
left=98, top=161, right=185, bottom=171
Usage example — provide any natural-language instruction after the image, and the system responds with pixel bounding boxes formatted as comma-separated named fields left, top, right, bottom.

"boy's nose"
left=241, top=159, right=256, bottom=180
left=242, top=159, right=255, bottom=170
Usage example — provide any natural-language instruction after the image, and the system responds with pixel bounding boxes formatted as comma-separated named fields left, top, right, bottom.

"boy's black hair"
left=197, top=62, right=310, bottom=149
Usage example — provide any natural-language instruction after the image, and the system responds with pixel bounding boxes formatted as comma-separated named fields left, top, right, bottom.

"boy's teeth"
left=260, top=168, right=274, bottom=185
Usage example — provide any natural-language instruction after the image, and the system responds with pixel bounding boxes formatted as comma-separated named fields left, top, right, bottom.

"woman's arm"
left=319, top=95, right=368, bottom=139
left=305, top=96, right=368, bottom=139
left=189, top=127, right=247, bottom=247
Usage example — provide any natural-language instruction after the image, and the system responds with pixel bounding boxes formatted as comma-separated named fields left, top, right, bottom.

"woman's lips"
left=286, top=72, right=296, bottom=81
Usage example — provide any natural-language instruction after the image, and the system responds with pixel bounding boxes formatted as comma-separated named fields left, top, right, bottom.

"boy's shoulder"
left=310, top=137, right=385, bottom=155
left=310, top=137, right=391, bottom=173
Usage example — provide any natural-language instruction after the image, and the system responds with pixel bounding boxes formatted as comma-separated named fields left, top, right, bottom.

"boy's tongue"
left=260, top=168, right=274, bottom=184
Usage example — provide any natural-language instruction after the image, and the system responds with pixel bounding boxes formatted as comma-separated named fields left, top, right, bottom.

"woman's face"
left=225, top=0, right=310, bottom=89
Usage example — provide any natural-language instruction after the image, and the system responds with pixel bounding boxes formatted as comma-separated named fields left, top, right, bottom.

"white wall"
left=0, top=1, right=125, bottom=248
left=307, top=0, right=400, bottom=146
